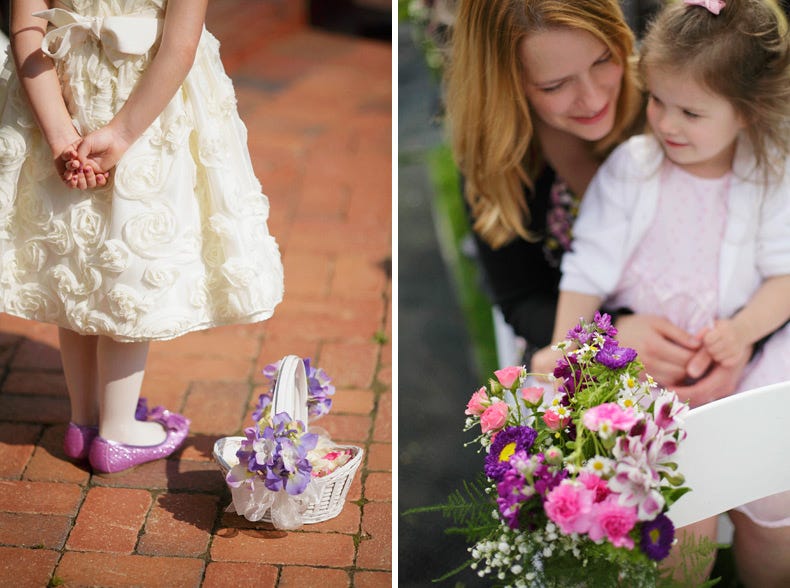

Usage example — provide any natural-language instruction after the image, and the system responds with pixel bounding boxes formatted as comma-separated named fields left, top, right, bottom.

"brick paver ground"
left=0, top=2, right=392, bottom=586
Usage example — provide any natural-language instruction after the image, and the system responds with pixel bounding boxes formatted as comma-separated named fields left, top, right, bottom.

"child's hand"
left=530, top=345, right=563, bottom=380
left=52, top=139, right=81, bottom=179
left=58, top=141, right=109, bottom=190
left=76, top=124, right=132, bottom=178
left=702, top=319, right=746, bottom=366
left=63, top=162, right=109, bottom=190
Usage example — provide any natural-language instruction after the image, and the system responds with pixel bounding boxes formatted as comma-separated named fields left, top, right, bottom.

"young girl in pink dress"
left=1, top=0, right=283, bottom=473
left=532, top=0, right=790, bottom=584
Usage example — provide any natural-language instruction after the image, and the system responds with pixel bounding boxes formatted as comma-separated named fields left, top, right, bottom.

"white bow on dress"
left=33, top=8, right=163, bottom=67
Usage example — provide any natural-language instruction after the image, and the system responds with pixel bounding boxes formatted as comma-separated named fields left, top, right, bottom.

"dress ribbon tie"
left=33, top=8, right=162, bottom=67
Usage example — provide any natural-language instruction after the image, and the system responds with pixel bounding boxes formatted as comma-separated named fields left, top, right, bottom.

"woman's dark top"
left=469, top=165, right=578, bottom=349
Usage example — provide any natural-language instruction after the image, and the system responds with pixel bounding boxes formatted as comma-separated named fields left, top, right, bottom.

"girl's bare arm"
left=10, top=0, right=79, bottom=157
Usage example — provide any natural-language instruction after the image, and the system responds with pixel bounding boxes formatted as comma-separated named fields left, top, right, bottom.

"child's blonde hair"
left=444, top=0, right=643, bottom=249
left=640, top=0, right=790, bottom=177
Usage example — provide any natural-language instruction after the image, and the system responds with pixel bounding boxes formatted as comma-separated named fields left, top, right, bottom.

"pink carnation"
left=579, top=471, right=611, bottom=503
left=519, top=386, right=544, bottom=405
left=494, top=366, right=522, bottom=389
left=582, top=402, right=638, bottom=433
left=465, top=387, right=489, bottom=416
left=544, top=480, right=593, bottom=535
left=480, top=402, right=508, bottom=433
left=588, top=495, right=637, bottom=549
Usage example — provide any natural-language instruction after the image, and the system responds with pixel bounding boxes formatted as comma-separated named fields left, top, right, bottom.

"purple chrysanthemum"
left=533, top=454, right=568, bottom=497
left=485, top=426, right=537, bottom=481
left=566, top=312, right=618, bottom=346
left=554, top=356, right=583, bottom=397
left=566, top=323, right=594, bottom=346
left=593, top=312, right=618, bottom=338
left=640, top=513, right=675, bottom=561
left=596, top=340, right=638, bottom=369
left=496, top=467, right=529, bottom=529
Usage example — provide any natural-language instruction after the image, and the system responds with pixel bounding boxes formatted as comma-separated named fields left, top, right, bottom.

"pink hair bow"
left=684, top=0, right=726, bottom=14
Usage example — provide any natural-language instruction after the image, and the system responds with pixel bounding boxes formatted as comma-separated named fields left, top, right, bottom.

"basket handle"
left=271, top=355, right=308, bottom=424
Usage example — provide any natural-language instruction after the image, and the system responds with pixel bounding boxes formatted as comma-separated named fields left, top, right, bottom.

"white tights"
left=59, top=328, right=166, bottom=446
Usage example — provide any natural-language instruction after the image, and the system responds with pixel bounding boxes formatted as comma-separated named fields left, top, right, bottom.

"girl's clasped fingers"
left=61, top=160, right=110, bottom=190
left=83, top=166, right=97, bottom=189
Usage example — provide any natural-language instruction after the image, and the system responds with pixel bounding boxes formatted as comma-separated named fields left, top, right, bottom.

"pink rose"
left=542, top=406, right=571, bottom=431
left=587, top=495, right=637, bottom=549
left=465, top=387, right=490, bottom=416
left=582, top=403, right=638, bottom=433
left=544, top=480, right=593, bottom=535
left=480, top=401, right=508, bottom=433
left=494, top=366, right=522, bottom=389
left=519, top=386, right=544, bottom=405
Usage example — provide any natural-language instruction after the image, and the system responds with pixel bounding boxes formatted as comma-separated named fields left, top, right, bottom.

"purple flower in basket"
left=262, top=358, right=335, bottom=420
left=251, top=394, right=272, bottom=423
left=229, top=412, right=318, bottom=496
left=304, top=358, right=335, bottom=418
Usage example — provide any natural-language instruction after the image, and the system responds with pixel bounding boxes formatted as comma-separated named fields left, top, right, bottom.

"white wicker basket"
left=213, top=355, right=363, bottom=526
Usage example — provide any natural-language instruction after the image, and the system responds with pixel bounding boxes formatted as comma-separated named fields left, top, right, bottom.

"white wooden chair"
left=666, top=380, right=790, bottom=530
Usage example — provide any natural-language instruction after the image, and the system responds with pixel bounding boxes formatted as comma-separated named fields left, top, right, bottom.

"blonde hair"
left=444, top=0, right=642, bottom=249
left=640, top=0, right=790, bottom=177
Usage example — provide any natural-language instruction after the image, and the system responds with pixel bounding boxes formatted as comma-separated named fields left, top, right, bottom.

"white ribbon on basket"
left=33, top=8, right=163, bottom=67
left=227, top=355, right=318, bottom=530
left=230, top=478, right=323, bottom=530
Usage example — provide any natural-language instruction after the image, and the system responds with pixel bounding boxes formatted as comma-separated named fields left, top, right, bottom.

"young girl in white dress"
left=1, top=0, right=283, bottom=473
left=531, top=0, right=790, bottom=585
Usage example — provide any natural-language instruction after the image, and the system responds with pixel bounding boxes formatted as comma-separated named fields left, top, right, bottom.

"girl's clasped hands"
left=59, top=145, right=109, bottom=190
left=56, top=125, right=129, bottom=190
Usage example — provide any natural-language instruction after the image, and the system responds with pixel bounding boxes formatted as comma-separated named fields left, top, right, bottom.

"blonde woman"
left=444, top=0, right=751, bottom=399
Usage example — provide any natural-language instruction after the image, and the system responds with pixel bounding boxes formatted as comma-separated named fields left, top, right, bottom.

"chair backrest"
left=666, top=380, right=790, bottom=529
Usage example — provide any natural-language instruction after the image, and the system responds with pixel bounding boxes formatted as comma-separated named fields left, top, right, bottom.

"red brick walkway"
left=0, top=3, right=392, bottom=586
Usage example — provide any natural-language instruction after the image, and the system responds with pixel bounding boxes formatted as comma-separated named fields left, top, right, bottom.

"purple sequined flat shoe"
left=88, top=407, right=190, bottom=474
left=63, top=422, right=99, bottom=460
left=63, top=399, right=150, bottom=461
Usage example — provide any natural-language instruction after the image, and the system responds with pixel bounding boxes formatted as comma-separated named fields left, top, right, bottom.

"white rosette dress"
left=0, top=0, right=283, bottom=341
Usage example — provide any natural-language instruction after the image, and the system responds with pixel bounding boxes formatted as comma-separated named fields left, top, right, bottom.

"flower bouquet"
left=213, top=355, right=363, bottom=530
left=442, top=314, right=710, bottom=587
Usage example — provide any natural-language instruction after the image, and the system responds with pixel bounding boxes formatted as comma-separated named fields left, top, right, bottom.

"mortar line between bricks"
left=45, top=480, right=92, bottom=586
left=198, top=329, right=265, bottom=578
left=349, top=282, right=392, bottom=575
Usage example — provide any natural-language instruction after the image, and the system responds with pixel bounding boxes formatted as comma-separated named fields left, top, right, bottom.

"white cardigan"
left=560, top=134, right=790, bottom=319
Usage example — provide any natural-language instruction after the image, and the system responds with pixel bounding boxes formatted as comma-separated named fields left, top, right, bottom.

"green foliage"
left=403, top=474, right=498, bottom=542
left=428, top=144, right=499, bottom=378
left=658, top=533, right=722, bottom=588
